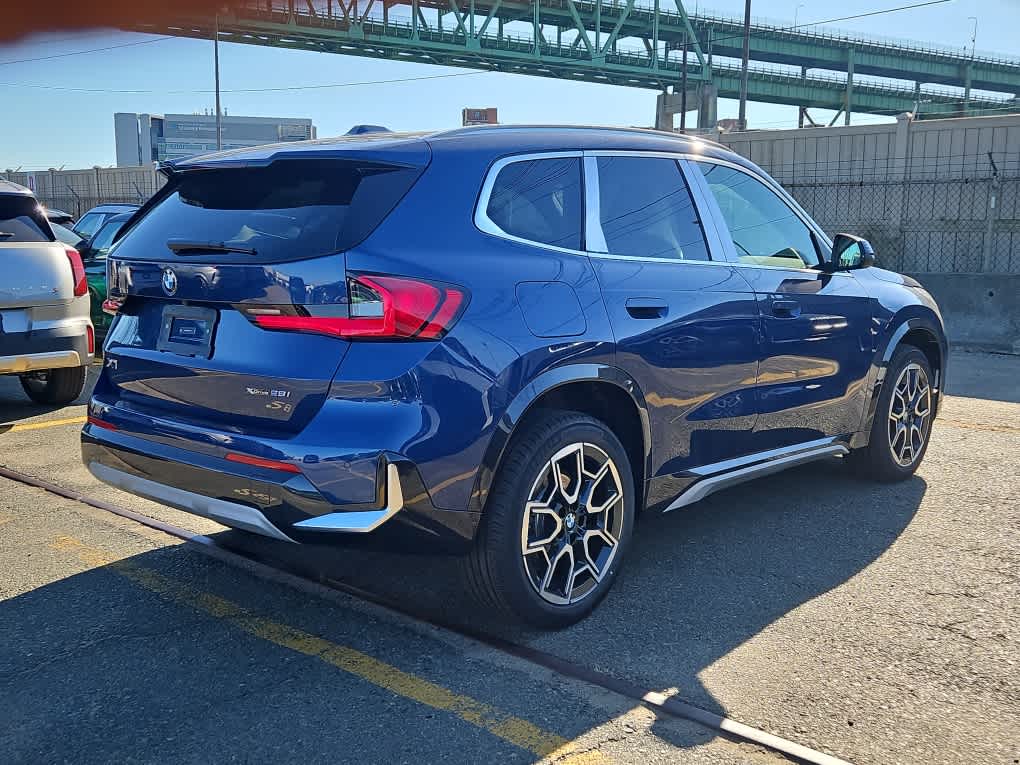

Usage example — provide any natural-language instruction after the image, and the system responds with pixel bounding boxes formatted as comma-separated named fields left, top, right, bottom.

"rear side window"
left=111, top=159, right=424, bottom=263
left=596, top=156, right=710, bottom=261
left=485, top=158, right=583, bottom=251
left=0, top=196, right=53, bottom=243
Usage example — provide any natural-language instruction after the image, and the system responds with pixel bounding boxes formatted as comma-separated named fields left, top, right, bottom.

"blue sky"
left=0, top=0, right=1015, bottom=169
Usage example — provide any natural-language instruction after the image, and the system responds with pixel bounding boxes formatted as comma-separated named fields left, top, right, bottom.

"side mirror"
left=831, top=233, right=875, bottom=270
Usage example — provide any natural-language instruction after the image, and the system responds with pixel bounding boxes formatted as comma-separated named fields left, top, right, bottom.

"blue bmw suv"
left=83, top=126, right=946, bottom=626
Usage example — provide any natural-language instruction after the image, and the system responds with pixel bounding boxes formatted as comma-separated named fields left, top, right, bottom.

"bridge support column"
left=698, top=82, right=717, bottom=129
left=845, top=48, right=854, bottom=126
left=655, top=83, right=717, bottom=132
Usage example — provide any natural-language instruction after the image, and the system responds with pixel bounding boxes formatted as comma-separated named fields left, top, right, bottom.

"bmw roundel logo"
left=161, top=268, right=178, bottom=296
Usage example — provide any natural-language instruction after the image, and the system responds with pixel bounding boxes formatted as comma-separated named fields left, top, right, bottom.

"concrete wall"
left=909, top=273, right=1020, bottom=354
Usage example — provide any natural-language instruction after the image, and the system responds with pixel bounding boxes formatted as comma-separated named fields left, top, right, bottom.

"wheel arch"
left=855, top=312, right=948, bottom=447
left=469, top=364, right=651, bottom=517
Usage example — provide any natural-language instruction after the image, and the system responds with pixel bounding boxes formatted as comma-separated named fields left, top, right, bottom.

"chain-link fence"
left=775, top=154, right=1020, bottom=274
left=1, top=165, right=165, bottom=219
left=716, top=114, right=1020, bottom=275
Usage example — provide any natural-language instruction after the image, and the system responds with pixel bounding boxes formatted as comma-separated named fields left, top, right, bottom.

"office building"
left=114, top=112, right=316, bottom=167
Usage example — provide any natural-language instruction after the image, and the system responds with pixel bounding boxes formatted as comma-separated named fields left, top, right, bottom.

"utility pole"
left=214, top=14, right=223, bottom=151
left=968, top=16, right=977, bottom=59
left=738, top=0, right=751, bottom=131
left=680, top=35, right=688, bottom=131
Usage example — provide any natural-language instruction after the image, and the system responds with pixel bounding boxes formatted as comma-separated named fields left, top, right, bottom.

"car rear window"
left=0, top=195, right=53, bottom=243
left=111, top=159, right=424, bottom=263
left=485, top=158, right=583, bottom=251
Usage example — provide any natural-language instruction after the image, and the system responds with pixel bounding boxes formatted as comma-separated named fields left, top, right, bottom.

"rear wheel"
left=20, top=365, right=88, bottom=406
left=850, top=345, right=934, bottom=482
left=465, top=410, right=634, bottom=628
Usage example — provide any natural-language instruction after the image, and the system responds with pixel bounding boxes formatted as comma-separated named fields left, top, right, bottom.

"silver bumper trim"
left=665, top=438, right=849, bottom=512
left=87, top=462, right=296, bottom=543
left=0, top=350, right=83, bottom=374
left=292, top=463, right=404, bottom=533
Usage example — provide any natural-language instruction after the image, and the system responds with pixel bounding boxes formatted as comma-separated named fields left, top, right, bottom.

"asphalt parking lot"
left=1, top=350, right=1017, bottom=765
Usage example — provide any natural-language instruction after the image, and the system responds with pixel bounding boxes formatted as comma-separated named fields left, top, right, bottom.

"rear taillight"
left=254, top=274, right=466, bottom=341
left=102, top=297, right=123, bottom=316
left=64, top=246, right=87, bottom=297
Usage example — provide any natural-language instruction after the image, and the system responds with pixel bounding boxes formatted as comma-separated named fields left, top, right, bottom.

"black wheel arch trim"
left=854, top=310, right=948, bottom=449
left=468, top=363, right=651, bottom=516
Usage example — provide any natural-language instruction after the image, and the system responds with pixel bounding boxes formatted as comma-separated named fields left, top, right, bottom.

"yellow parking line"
left=4, top=416, right=86, bottom=433
left=48, top=536, right=607, bottom=764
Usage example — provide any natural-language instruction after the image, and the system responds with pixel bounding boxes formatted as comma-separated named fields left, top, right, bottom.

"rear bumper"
left=81, top=425, right=479, bottom=552
left=0, top=320, right=93, bottom=374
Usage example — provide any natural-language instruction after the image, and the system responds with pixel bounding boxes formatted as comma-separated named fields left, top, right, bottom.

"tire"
left=20, top=365, right=88, bottom=406
left=465, top=410, right=635, bottom=628
left=849, top=345, right=934, bottom=482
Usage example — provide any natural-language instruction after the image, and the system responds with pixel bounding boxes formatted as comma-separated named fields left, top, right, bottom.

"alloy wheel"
left=520, top=442, right=625, bottom=605
left=887, top=362, right=932, bottom=467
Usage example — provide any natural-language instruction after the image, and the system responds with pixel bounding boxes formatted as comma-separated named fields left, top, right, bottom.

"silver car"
left=1, top=181, right=93, bottom=405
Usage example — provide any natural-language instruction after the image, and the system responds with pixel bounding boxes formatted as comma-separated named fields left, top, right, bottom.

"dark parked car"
left=72, top=202, right=139, bottom=240
left=83, top=127, right=947, bottom=626
left=44, top=207, right=75, bottom=226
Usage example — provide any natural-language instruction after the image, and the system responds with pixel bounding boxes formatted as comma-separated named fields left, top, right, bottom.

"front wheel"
left=465, top=410, right=635, bottom=628
left=19, top=365, right=88, bottom=406
left=850, top=345, right=935, bottom=482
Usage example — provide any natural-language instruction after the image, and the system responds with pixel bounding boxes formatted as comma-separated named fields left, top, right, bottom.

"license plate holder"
left=157, top=305, right=217, bottom=358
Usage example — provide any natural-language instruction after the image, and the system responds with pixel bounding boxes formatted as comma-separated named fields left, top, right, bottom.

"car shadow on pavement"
left=220, top=457, right=926, bottom=730
left=0, top=363, right=100, bottom=427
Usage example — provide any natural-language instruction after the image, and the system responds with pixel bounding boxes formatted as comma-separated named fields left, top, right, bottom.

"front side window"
left=485, top=157, right=583, bottom=251
left=596, top=156, right=710, bottom=261
left=697, top=162, right=819, bottom=268
left=0, top=196, right=53, bottom=243
left=73, top=212, right=106, bottom=240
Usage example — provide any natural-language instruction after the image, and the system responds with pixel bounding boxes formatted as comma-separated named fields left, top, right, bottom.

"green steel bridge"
left=132, top=0, right=1020, bottom=125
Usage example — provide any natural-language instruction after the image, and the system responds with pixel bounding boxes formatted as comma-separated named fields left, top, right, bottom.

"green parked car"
left=51, top=212, right=133, bottom=341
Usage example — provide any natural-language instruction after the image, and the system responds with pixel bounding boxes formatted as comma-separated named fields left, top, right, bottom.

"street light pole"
left=214, top=14, right=222, bottom=151
left=738, top=0, right=751, bottom=131
left=968, top=16, right=977, bottom=59
left=794, top=3, right=804, bottom=28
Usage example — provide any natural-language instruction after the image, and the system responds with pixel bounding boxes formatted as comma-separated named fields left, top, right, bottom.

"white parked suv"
left=0, top=181, right=94, bottom=405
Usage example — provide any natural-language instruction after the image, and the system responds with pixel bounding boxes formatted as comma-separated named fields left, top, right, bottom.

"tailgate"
left=0, top=242, right=73, bottom=307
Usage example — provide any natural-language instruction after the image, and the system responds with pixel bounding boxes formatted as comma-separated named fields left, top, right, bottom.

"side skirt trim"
left=664, top=438, right=849, bottom=512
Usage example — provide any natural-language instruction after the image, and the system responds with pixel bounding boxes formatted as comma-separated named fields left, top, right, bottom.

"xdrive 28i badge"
left=161, top=268, right=178, bottom=296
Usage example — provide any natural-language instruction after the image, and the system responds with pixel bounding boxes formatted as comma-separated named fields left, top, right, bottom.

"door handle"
left=771, top=299, right=801, bottom=318
left=626, top=298, right=668, bottom=319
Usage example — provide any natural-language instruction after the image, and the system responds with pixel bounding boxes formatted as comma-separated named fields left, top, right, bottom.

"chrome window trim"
left=473, top=148, right=850, bottom=275
left=582, top=155, right=608, bottom=253
left=473, top=150, right=587, bottom=256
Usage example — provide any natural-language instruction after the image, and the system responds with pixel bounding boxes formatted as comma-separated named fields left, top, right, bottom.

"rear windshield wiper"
left=166, top=238, right=257, bottom=255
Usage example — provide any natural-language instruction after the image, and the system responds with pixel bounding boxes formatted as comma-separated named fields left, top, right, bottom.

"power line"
left=0, top=69, right=489, bottom=95
left=0, top=36, right=174, bottom=67
left=703, top=0, right=956, bottom=48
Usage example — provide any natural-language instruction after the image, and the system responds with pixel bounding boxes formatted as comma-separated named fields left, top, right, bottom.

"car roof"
left=166, top=125, right=749, bottom=170
left=0, top=179, right=36, bottom=198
